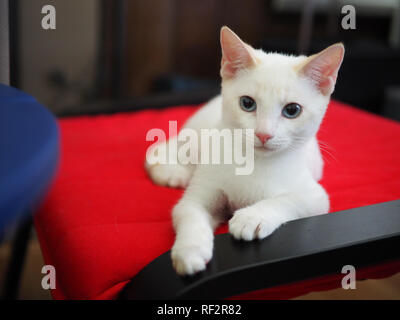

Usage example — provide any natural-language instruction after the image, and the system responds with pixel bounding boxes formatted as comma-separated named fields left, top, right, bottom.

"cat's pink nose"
left=256, top=132, right=273, bottom=144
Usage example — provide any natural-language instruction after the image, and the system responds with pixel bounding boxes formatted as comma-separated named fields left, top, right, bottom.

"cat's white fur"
left=145, top=27, right=344, bottom=275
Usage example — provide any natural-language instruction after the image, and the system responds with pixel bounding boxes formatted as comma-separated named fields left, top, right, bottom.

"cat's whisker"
left=317, top=140, right=338, bottom=163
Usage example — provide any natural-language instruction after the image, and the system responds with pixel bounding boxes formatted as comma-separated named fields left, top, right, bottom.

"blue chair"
left=0, top=84, right=59, bottom=299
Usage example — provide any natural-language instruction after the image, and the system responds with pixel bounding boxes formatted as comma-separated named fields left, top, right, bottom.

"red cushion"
left=35, top=100, right=400, bottom=299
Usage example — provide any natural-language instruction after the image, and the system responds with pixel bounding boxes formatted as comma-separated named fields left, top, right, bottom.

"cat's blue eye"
left=239, top=96, right=257, bottom=112
left=282, top=103, right=302, bottom=119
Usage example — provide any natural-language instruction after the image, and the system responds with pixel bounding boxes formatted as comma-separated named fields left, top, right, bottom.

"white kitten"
left=145, top=26, right=344, bottom=276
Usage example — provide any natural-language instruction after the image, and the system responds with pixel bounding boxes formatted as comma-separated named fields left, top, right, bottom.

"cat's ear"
left=300, top=43, right=345, bottom=96
left=220, top=26, right=256, bottom=79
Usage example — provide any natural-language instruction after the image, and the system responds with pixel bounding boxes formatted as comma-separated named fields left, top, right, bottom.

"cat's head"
left=220, top=26, right=344, bottom=155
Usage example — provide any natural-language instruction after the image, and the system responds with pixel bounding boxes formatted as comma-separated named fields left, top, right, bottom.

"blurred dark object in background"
left=10, top=0, right=400, bottom=120
left=384, top=86, right=400, bottom=121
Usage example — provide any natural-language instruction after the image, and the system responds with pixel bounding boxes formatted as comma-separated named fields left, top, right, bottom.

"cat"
left=145, top=26, right=344, bottom=276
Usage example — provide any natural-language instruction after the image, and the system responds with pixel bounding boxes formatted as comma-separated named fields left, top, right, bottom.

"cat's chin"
left=254, top=145, right=279, bottom=155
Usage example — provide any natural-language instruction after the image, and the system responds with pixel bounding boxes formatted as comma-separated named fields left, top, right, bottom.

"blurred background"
left=1, top=0, right=400, bottom=299
left=8, top=0, right=400, bottom=119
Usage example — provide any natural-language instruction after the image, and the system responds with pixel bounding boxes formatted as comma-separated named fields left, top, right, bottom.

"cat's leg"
left=145, top=95, right=222, bottom=188
left=171, top=184, right=224, bottom=275
left=145, top=136, right=195, bottom=188
left=229, top=181, right=329, bottom=241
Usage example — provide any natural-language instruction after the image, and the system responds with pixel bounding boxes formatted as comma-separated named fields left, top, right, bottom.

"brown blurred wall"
left=124, top=0, right=268, bottom=96
left=18, top=0, right=99, bottom=111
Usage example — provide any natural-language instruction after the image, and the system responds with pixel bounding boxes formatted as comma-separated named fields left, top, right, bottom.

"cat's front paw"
left=229, top=207, right=280, bottom=241
left=171, top=239, right=213, bottom=276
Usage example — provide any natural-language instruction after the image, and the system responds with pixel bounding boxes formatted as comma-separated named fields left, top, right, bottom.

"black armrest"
left=57, top=88, right=219, bottom=117
left=119, top=200, right=400, bottom=300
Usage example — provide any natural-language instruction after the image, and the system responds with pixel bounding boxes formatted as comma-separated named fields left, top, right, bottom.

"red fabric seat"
left=35, top=100, right=400, bottom=299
